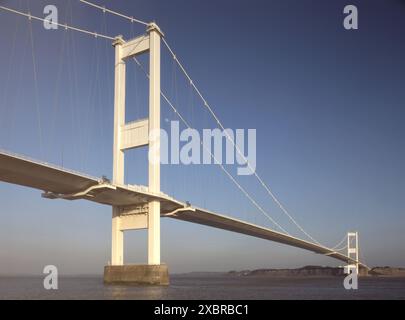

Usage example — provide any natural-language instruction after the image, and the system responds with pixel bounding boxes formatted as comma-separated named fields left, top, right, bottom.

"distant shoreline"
left=225, top=266, right=405, bottom=278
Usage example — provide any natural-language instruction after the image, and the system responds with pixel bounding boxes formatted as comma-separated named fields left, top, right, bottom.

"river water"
left=0, top=274, right=404, bottom=300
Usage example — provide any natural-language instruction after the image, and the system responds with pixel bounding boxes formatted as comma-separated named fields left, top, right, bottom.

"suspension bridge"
left=0, top=1, right=368, bottom=285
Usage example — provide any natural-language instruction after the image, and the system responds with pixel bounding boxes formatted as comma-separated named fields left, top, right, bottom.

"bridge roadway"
left=0, top=149, right=367, bottom=269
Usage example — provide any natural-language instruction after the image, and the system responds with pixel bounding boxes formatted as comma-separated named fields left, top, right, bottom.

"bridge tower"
left=104, top=23, right=169, bottom=285
left=346, top=231, right=359, bottom=275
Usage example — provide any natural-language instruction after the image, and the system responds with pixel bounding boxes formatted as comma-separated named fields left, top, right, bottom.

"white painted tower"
left=105, top=23, right=168, bottom=285
left=347, top=231, right=359, bottom=275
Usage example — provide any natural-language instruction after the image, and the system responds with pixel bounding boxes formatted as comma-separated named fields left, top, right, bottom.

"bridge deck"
left=0, top=149, right=367, bottom=269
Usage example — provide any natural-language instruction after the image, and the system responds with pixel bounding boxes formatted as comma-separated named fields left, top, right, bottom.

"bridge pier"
left=104, top=265, right=169, bottom=286
left=104, top=23, right=168, bottom=285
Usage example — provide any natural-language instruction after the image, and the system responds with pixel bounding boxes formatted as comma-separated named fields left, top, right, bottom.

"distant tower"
left=347, top=231, right=359, bottom=275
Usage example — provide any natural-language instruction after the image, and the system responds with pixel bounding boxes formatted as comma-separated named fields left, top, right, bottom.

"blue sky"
left=0, top=0, right=404, bottom=275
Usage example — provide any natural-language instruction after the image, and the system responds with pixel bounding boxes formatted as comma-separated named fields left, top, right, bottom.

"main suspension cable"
left=79, top=0, right=149, bottom=26
left=162, top=37, right=322, bottom=246
left=0, top=5, right=115, bottom=40
left=331, top=234, right=348, bottom=250
left=132, top=56, right=290, bottom=235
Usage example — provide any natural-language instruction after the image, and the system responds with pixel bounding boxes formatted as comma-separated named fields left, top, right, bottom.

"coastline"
left=226, top=266, right=405, bottom=278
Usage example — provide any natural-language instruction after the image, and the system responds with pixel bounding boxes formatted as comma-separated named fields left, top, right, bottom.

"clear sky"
left=0, top=0, right=404, bottom=275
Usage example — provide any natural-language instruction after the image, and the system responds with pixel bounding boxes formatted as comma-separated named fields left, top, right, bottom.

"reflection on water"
left=0, top=274, right=404, bottom=300
left=106, top=285, right=167, bottom=300
left=107, top=286, right=129, bottom=300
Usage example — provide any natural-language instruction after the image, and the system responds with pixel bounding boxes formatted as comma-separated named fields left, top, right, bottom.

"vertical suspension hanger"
left=102, top=6, right=114, bottom=174
left=82, top=35, right=98, bottom=172
left=50, top=24, right=67, bottom=167
left=1, top=1, right=22, bottom=149
left=27, top=2, right=44, bottom=159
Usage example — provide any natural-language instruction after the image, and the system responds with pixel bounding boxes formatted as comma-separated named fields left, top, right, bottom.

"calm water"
left=0, top=274, right=404, bottom=300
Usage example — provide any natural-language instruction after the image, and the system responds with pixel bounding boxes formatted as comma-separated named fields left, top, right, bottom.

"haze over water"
left=1, top=275, right=404, bottom=300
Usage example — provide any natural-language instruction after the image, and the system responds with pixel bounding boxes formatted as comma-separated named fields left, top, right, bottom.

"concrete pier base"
left=104, top=264, right=169, bottom=286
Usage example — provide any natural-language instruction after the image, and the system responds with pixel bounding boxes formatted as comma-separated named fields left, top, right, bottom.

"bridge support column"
left=147, top=23, right=162, bottom=266
left=111, top=208, right=123, bottom=266
left=104, top=24, right=168, bottom=285
left=346, top=231, right=359, bottom=276
left=110, top=35, right=126, bottom=267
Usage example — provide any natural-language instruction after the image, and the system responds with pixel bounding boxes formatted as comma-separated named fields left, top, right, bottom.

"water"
left=0, top=274, right=404, bottom=300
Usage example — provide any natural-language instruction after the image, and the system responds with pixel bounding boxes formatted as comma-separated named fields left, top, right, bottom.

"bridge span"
left=0, top=150, right=368, bottom=271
